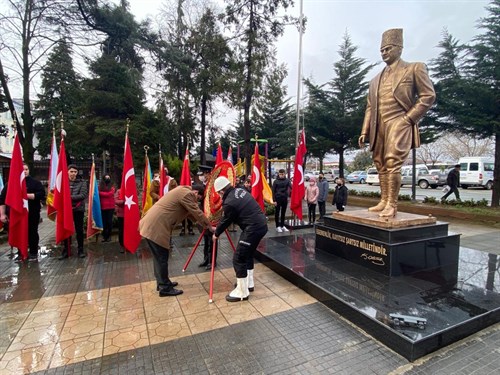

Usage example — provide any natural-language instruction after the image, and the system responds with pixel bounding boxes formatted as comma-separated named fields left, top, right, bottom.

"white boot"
left=226, top=277, right=250, bottom=302
left=247, top=269, right=255, bottom=292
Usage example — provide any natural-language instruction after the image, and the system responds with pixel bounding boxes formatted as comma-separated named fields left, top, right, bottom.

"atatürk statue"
left=358, top=28, right=436, bottom=218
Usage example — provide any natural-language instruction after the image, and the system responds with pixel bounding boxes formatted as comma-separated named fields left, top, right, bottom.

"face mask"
left=104, top=178, right=111, bottom=184
left=319, top=177, right=323, bottom=180
left=337, top=183, right=342, bottom=186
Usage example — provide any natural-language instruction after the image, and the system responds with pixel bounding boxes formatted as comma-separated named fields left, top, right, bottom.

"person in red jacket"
left=99, top=175, right=115, bottom=242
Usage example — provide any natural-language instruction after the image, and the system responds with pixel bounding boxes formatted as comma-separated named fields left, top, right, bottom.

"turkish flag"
left=6, top=134, right=29, bottom=260
left=227, top=146, right=233, bottom=164
left=216, top=143, right=223, bottom=166
left=179, top=147, right=191, bottom=186
left=251, top=143, right=265, bottom=212
left=120, top=133, right=141, bottom=253
left=290, top=129, right=307, bottom=220
left=53, top=138, right=75, bottom=247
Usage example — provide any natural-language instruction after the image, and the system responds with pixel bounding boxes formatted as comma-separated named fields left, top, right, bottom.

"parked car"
left=329, top=168, right=348, bottom=183
left=304, top=170, right=320, bottom=182
left=400, top=165, right=435, bottom=189
left=366, top=168, right=379, bottom=185
left=428, top=169, right=448, bottom=189
left=346, top=170, right=367, bottom=184
left=459, top=156, right=494, bottom=190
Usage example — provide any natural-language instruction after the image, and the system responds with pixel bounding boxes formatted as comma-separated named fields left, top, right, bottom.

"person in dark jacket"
left=60, top=164, right=88, bottom=259
left=317, top=173, right=329, bottom=222
left=212, top=176, right=268, bottom=302
left=0, top=164, right=46, bottom=261
left=332, top=178, right=348, bottom=212
left=272, top=169, right=291, bottom=233
left=441, top=164, right=461, bottom=202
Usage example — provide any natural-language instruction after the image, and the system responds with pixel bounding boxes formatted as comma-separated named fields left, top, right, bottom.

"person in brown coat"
left=139, top=185, right=212, bottom=297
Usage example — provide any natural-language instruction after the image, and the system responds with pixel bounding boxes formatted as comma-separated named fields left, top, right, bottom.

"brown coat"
left=139, top=185, right=211, bottom=249
left=361, top=60, right=436, bottom=150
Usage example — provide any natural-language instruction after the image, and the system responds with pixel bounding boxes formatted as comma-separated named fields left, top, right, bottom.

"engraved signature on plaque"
left=361, top=253, right=385, bottom=266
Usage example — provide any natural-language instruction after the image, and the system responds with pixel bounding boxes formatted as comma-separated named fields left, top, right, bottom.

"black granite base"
left=255, top=233, right=500, bottom=361
left=316, top=217, right=460, bottom=279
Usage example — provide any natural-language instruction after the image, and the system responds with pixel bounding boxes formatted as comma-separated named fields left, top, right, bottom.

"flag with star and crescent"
left=53, top=137, right=75, bottom=248
left=6, top=133, right=29, bottom=259
left=120, top=133, right=141, bottom=253
left=251, top=142, right=265, bottom=212
left=290, top=129, right=307, bottom=220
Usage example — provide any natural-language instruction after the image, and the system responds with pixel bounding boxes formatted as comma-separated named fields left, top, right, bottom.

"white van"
left=458, top=157, right=494, bottom=190
left=366, top=167, right=379, bottom=185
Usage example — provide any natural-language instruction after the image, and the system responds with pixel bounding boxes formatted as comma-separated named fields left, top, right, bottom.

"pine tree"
left=252, top=63, right=294, bottom=159
left=304, top=32, right=375, bottom=175
left=222, top=0, right=295, bottom=175
left=36, top=39, right=81, bottom=157
left=428, top=0, right=500, bottom=206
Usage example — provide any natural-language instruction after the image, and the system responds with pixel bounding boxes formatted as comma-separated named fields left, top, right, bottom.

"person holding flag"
left=60, top=164, right=88, bottom=259
left=0, top=164, right=45, bottom=262
left=98, top=175, right=114, bottom=242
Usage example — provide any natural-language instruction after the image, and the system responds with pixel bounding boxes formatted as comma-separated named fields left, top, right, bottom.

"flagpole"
left=295, top=0, right=304, bottom=149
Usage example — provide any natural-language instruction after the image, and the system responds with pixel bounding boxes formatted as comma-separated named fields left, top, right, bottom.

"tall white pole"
left=295, top=0, right=304, bottom=148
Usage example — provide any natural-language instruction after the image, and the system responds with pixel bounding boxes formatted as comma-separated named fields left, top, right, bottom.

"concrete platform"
left=255, top=233, right=500, bottom=361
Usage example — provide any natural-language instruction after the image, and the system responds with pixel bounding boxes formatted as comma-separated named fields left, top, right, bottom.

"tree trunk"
left=0, top=58, right=23, bottom=141
left=338, top=149, right=345, bottom=179
left=491, top=130, right=500, bottom=207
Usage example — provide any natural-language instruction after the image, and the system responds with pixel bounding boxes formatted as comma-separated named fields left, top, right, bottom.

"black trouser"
left=442, top=186, right=460, bottom=201
left=117, top=217, right=124, bottom=246
left=318, top=201, right=326, bottom=219
left=275, top=198, right=287, bottom=227
left=146, top=239, right=172, bottom=290
left=65, top=210, right=85, bottom=253
left=28, top=211, right=40, bottom=256
left=101, top=209, right=114, bottom=240
left=203, top=231, right=216, bottom=264
left=335, top=203, right=345, bottom=212
left=233, top=227, right=268, bottom=278
left=308, top=203, right=317, bottom=223
left=181, top=219, right=193, bottom=232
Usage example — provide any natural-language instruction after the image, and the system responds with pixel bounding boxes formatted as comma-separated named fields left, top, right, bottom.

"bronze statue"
left=358, top=28, right=436, bottom=218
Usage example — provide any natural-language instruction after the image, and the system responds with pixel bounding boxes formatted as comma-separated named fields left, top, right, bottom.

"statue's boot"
left=379, top=173, right=401, bottom=218
left=368, top=173, right=388, bottom=212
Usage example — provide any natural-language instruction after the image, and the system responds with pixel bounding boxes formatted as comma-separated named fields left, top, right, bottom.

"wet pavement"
left=0, top=206, right=499, bottom=374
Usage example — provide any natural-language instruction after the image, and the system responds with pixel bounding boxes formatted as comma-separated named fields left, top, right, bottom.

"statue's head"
left=380, top=28, right=403, bottom=64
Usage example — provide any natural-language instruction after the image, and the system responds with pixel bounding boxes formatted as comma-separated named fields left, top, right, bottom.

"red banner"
left=290, top=130, right=307, bottom=220
left=120, top=133, right=141, bottom=253
left=251, top=143, right=264, bottom=212
left=6, top=134, right=29, bottom=259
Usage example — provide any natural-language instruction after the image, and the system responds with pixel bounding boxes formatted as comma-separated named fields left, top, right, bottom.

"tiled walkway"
left=0, top=207, right=499, bottom=374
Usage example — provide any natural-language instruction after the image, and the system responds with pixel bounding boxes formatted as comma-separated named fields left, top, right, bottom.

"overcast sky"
left=127, top=0, right=491, bottom=98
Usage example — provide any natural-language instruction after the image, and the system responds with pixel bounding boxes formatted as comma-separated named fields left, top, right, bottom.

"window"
left=460, top=163, right=468, bottom=171
left=470, top=163, right=479, bottom=171
left=484, top=163, right=494, bottom=172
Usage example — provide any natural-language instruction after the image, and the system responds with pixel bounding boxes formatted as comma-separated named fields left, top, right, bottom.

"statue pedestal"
left=315, top=210, right=460, bottom=281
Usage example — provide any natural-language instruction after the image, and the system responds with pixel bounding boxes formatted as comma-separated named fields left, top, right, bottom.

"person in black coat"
left=0, top=164, right=46, bottom=261
left=441, top=164, right=461, bottom=202
left=272, top=169, right=291, bottom=232
left=332, top=178, right=348, bottom=212
left=212, top=177, right=268, bottom=302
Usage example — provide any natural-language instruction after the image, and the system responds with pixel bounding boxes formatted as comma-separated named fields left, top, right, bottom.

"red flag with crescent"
left=216, top=143, right=223, bottom=165
left=180, top=147, right=191, bottom=186
left=53, top=138, right=75, bottom=246
left=120, top=133, right=141, bottom=253
left=290, top=129, right=307, bottom=219
left=251, top=143, right=264, bottom=212
left=6, top=134, right=29, bottom=259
